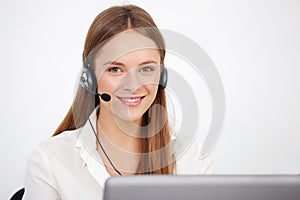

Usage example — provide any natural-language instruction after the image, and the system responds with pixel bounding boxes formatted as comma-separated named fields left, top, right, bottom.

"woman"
left=23, top=5, right=213, bottom=200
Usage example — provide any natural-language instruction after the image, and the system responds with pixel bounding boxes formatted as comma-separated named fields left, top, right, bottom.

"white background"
left=1, top=0, right=300, bottom=198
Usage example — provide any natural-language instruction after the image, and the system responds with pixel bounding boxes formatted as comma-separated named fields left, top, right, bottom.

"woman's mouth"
left=117, top=96, right=145, bottom=106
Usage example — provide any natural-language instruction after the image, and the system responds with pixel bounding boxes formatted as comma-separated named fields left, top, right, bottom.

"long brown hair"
left=53, top=5, right=175, bottom=174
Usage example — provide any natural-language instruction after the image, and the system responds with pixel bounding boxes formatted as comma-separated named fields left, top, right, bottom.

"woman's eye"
left=108, top=67, right=123, bottom=73
left=139, top=66, right=154, bottom=73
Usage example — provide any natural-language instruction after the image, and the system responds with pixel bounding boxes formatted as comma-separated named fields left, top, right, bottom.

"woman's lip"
left=117, top=96, right=145, bottom=106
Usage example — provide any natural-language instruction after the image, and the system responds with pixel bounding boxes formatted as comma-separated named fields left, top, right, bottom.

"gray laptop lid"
left=103, top=175, right=300, bottom=200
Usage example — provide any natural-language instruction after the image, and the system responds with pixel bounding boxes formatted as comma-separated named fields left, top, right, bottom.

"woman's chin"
left=113, top=112, right=143, bottom=124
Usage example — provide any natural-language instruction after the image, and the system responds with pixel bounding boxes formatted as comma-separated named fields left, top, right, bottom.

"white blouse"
left=23, top=109, right=214, bottom=200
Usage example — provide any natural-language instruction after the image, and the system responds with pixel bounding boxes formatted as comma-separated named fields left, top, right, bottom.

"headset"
left=80, top=55, right=168, bottom=101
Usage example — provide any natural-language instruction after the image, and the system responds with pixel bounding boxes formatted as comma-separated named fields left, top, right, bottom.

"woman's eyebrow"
left=138, top=60, right=158, bottom=66
left=103, top=60, right=159, bottom=67
left=103, top=61, right=125, bottom=67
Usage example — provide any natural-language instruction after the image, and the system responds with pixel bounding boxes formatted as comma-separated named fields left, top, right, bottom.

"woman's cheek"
left=98, top=75, right=121, bottom=94
left=146, top=83, right=159, bottom=95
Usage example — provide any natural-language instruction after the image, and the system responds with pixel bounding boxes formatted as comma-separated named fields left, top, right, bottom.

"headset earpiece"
left=159, top=64, right=168, bottom=90
left=80, top=54, right=111, bottom=102
left=80, top=64, right=98, bottom=93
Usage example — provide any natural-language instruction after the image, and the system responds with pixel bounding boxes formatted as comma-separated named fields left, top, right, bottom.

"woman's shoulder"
left=29, top=129, right=81, bottom=161
left=37, top=129, right=80, bottom=150
left=24, top=128, right=98, bottom=199
left=25, top=129, right=84, bottom=180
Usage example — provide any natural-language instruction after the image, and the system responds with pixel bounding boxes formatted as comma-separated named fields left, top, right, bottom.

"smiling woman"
left=96, top=39, right=161, bottom=123
left=23, top=4, right=213, bottom=200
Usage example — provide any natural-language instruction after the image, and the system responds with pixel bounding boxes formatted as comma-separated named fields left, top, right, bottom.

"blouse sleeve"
left=23, top=145, right=61, bottom=200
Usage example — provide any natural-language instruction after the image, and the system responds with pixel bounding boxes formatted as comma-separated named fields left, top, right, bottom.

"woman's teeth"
left=121, top=97, right=141, bottom=103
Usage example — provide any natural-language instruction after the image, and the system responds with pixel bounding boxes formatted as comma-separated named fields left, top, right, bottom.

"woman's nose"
left=121, top=70, right=142, bottom=92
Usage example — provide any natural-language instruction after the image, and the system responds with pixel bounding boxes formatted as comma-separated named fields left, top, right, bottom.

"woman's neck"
left=95, top=106, right=143, bottom=175
left=97, top=107, right=142, bottom=154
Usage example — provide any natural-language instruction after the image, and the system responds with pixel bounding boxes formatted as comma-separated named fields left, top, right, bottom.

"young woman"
left=23, top=5, right=213, bottom=200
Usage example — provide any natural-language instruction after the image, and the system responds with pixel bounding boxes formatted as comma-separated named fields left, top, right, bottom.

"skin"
left=92, top=30, right=162, bottom=175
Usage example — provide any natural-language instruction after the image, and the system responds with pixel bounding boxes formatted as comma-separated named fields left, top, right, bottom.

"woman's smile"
left=117, top=95, right=146, bottom=106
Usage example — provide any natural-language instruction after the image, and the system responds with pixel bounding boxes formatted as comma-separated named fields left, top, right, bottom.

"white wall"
left=1, top=0, right=299, bottom=198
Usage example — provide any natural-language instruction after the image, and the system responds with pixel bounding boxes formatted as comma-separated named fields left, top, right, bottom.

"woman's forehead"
left=94, top=30, right=160, bottom=65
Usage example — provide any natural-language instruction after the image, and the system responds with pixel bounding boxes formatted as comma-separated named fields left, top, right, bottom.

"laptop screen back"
left=103, top=175, right=300, bottom=200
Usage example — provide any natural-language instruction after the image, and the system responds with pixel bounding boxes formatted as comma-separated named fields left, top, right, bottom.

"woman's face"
left=93, top=30, right=161, bottom=123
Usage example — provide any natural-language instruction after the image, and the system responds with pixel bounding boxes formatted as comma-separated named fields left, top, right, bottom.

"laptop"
left=103, top=175, right=300, bottom=200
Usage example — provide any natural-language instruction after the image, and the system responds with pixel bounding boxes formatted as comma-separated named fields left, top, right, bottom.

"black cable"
left=88, top=118, right=123, bottom=176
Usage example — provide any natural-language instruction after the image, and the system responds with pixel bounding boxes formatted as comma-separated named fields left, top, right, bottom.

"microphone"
left=89, top=89, right=111, bottom=102
left=99, top=93, right=111, bottom=102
